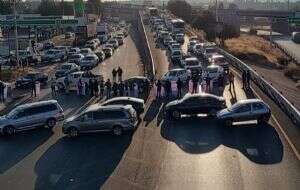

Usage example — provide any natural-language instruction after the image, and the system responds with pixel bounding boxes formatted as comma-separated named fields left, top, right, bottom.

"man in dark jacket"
left=117, top=67, right=123, bottom=82
left=176, top=78, right=182, bottom=98
left=105, top=79, right=112, bottom=98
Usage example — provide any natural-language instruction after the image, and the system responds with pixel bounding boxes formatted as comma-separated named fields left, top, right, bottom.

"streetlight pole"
left=13, top=0, right=19, bottom=67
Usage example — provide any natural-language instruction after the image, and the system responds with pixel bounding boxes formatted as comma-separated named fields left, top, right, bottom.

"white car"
left=53, top=46, right=69, bottom=54
left=68, top=47, right=81, bottom=57
left=209, top=54, right=229, bottom=72
left=41, top=49, right=66, bottom=63
left=188, top=40, right=198, bottom=53
left=107, top=39, right=119, bottom=49
left=80, top=48, right=93, bottom=56
left=182, top=57, right=202, bottom=72
left=55, top=62, right=80, bottom=78
left=56, top=71, right=103, bottom=91
left=217, top=99, right=271, bottom=126
left=204, top=65, right=224, bottom=80
left=169, top=43, right=181, bottom=52
left=79, top=54, right=99, bottom=69
left=162, top=68, right=189, bottom=83
left=85, top=41, right=97, bottom=50
left=203, top=47, right=218, bottom=60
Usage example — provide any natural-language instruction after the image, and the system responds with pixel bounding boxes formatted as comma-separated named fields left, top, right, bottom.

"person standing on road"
left=51, top=81, right=56, bottom=97
left=30, top=79, right=37, bottom=97
left=192, top=76, right=198, bottom=94
left=242, top=70, right=247, bottom=89
left=89, top=79, right=94, bottom=96
left=119, top=81, right=125, bottom=96
left=156, top=80, right=162, bottom=98
left=176, top=77, right=182, bottom=98
left=205, top=75, right=211, bottom=93
left=165, top=79, right=171, bottom=99
left=99, top=79, right=105, bottom=98
left=105, top=79, right=112, bottom=98
left=112, top=82, right=118, bottom=97
left=0, top=81, right=5, bottom=102
left=228, top=71, right=235, bottom=91
left=77, top=79, right=83, bottom=96
left=124, top=82, right=129, bottom=96
left=117, top=67, right=123, bottom=82
left=64, top=76, right=70, bottom=94
left=246, top=70, right=251, bottom=90
left=112, top=69, right=117, bottom=82
left=94, top=79, right=99, bottom=96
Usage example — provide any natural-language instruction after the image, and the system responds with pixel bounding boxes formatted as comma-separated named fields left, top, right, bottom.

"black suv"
left=15, top=72, right=48, bottom=89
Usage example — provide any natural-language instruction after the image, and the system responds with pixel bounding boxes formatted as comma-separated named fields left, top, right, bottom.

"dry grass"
left=225, top=34, right=286, bottom=67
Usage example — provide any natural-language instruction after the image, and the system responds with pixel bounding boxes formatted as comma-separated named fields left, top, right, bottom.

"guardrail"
left=218, top=48, right=300, bottom=126
left=137, top=11, right=155, bottom=81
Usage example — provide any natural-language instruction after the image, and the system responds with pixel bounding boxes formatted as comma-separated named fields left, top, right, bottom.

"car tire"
left=68, top=127, right=79, bottom=138
left=172, top=110, right=181, bottom=120
left=3, top=126, right=15, bottom=136
left=225, top=119, right=232, bottom=127
left=112, top=126, right=123, bottom=136
left=46, top=118, right=57, bottom=129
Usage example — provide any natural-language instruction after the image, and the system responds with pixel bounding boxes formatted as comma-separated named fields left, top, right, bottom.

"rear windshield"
left=206, top=48, right=217, bottom=54
left=61, top=65, right=72, bottom=70
left=186, top=60, right=199, bottom=66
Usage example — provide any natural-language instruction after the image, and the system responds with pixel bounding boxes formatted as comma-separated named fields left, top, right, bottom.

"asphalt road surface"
left=273, top=35, right=300, bottom=63
left=0, top=21, right=299, bottom=190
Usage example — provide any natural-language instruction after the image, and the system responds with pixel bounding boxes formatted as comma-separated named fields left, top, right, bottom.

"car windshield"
left=70, top=54, right=81, bottom=59
left=207, top=67, right=218, bottom=73
left=206, top=48, right=217, bottom=54
left=81, top=50, right=89, bottom=54
left=186, top=60, right=199, bottom=66
left=6, top=107, right=22, bottom=119
left=172, top=51, right=181, bottom=56
left=61, top=65, right=72, bottom=70
left=173, top=45, right=180, bottom=49
left=168, top=71, right=178, bottom=77
left=24, top=73, right=36, bottom=79
left=84, top=56, right=95, bottom=61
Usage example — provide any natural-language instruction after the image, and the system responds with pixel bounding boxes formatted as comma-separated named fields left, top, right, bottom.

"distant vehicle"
left=148, top=7, right=159, bottom=17
left=96, top=24, right=109, bottom=44
left=103, top=44, right=114, bottom=52
left=170, top=49, right=182, bottom=63
left=55, top=62, right=80, bottom=78
left=41, top=49, right=66, bottom=63
left=108, top=39, right=119, bottom=49
left=217, top=99, right=271, bottom=126
left=192, top=43, right=203, bottom=56
left=85, top=40, right=97, bottom=50
left=79, top=54, right=99, bottom=69
left=0, top=57, right=8, bottom=65
left=102, top=47, right=113, bottom=57
left=175, top=33, right=185, bottom=43
left=204, top=65, right=224, bottom=80
left=158, top=31, right=169, bottom=41
left=80, top=48, right=93, bottom=56
left=161, top=68, right=189, bottom=83
left=62, top=104, right=138, bottom=137
left=115, top=36, right=124, bottom=45
left=43, top=41, right=54, bottom=50
left=209, top=54, right=229, bottom=72
left=188, top=40, right=198, bottom=53
left=182, top=57, right=202, bottom=73
left=68, top=53, right=84, bottom=64
left=56, top=71, right=103, bottom=91
left=75, top=24, right=97, bottom=46
left=101, top=97, right=145, bottom=116
left=171, top=19, right=185, bottom=34
left=67, top=47, right=81, bottom=58
left=65, top=32, right=74, bottom=39
left=163, top=36, right=173, bottom=46
left=165, top=93, right=226, bottom=119
left=17, top=50, right=38, bottom=64
left=15, top=72, right=48, bottom=89
left=95, top=50, right=106, bottom=62
left=53, top=46, right=69, bottom=54
left=124, top=76, right=151, bottom=87
left=292, top=32, right=300, bottom=44
left=168, top=43, right=181, bottom=52
left=0, top=100, right=64, bottom=136
left=203, top=47, right=218, bottom=60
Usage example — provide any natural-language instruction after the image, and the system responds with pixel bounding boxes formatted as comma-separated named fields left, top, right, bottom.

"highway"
left=0, top=13, right=299, bottom=190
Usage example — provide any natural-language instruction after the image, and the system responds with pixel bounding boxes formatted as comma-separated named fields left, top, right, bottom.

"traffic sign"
left=0, top=19, right=78, bottom=27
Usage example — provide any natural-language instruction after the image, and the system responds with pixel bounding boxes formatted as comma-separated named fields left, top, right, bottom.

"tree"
left=167, top=0, right=192, bottom=21
left=37, top=0, right=74, bottom=16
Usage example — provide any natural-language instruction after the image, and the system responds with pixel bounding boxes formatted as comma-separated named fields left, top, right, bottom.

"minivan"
left=63, top=104, right=138, bottom=137
left=0, top=100, right=64, bottom=136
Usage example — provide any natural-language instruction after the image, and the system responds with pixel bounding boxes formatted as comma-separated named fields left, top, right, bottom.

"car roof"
left=207, top=64, right=221, bottom=69
left=185, top=57, right=198, bottom=61
left=183, top=93, right=223, bottom=100
left=237, top=99, right=264, bottom=104
left=103, top=97, right=144, bottom=104
left=169, top=68, right=186, bottom=72
left=18, top=100, right=58, bottom=109
left=211, top=54, right=225, bottom=59
left=85, top=104, right=132, bottom=112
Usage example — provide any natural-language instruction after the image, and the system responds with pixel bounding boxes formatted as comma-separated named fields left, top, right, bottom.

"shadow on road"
left=143, top=99, right=164, bottom=127
left=34, top=133, right=133, bottom=190
left=161, top=118, right=283, bottom=164
left=0, top=129, right=53, bottom=173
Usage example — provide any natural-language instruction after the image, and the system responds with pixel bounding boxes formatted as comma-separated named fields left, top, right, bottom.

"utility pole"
left=13, top=0, right=19, bottom=67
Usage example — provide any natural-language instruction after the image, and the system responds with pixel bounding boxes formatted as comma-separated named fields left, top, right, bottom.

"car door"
left=231, top=104, right=252, bottom=122
left=13, top=108, right=38, bottom=130
left=78, top=112, right=95, bottom=132
left=92, top=111, right=111, bottom=131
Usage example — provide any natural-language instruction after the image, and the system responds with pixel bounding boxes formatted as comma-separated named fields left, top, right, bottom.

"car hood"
left=0, top=116, right=8, bottom=124
left=217, top=108, right=230, bottom=117
left=166, top=100, right=180, bottom=109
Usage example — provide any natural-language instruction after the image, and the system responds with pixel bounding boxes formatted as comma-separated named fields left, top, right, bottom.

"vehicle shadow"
left=34, top=133, right=133, bottom=190
left=0, top=128, right=53, bottom=173
left=143, top=98, right=164, bottom=127
left=161, top=117, right=283, bottom=164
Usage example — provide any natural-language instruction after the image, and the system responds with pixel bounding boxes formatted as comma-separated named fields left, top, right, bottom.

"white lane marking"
left=231, top=68, right=300, bottom=160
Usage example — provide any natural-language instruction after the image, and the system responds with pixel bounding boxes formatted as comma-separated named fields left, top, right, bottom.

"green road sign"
left=273, top=17, right=300, bottom=24
left=74, top=0, right=85, bottom=16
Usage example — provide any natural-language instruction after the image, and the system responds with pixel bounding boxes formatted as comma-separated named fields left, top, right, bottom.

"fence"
left=218, top=48, right=300, bottom=126
left=137, top=11, right=155, bottom=81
